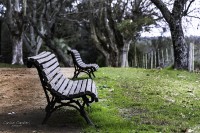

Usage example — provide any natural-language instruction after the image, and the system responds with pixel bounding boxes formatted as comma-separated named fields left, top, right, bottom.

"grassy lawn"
left=82, top=67, right=200, bottom=133
left=0, top=63, right=25, bottom=68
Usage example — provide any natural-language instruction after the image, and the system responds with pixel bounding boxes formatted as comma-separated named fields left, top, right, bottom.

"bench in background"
left=68, top=49, right=99, bottom=79
left=27, top=51, right=98, bottom=125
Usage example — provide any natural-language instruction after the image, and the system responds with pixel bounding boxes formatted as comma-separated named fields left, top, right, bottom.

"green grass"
left=0, top=63, right=25, bottom=68
left=82, top=67, right=200, bottom=133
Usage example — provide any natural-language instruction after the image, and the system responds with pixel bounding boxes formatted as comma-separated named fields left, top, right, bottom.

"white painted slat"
left=85, top=79, right=92, bottom=93
left=62, top=80, right=74, bottom=96
left=49, top=73, right=62, bottom=88
left=43, top=61, right=59, bottom=75
left=68, top=81, right=78, bottom=96
left=42, top=58, right=58, bottom=69
left=58, top=79, right=70, bottom=94
left=74, top=80, right=83, bottom=95
left=45, top=67, right=61, bottom=81
left=28, top=51, right=50, bottom=60
left=53, top=75, right=65, bottom=91
left=37, top=54, right=55, bottom=64
left=79, top=79, right=88, bottom=94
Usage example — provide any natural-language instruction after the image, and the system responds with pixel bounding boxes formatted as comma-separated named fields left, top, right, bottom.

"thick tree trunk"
left=110, top=50, right=118, bottom=67
left=6, top=0, right=24, bottom=65
left=12, top=36, right=24, bottom=65
left=170, top=21, right=188, bottom=69
left=119, top=49, right=128, bottom=67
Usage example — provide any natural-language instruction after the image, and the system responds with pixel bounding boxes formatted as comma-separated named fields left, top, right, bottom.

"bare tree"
left=23, top=0, right=44, bottom=56
left=150, top=0, right=197, bottom=70
left=89, top=0, right=154, bottom=67
left=29, top=0, right=71, bottom=66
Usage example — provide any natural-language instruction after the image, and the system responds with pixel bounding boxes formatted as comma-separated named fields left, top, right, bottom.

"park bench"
left=68, top=49, right=99, bottom=79
left=27, top=51, right=98, bottom=125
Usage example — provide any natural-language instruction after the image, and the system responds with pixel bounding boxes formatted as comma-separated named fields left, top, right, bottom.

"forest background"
left=0, top=0, right=200, bottom=70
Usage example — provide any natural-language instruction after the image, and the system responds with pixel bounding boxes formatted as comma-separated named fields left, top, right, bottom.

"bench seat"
left=27, top=51, right=98, bottom=125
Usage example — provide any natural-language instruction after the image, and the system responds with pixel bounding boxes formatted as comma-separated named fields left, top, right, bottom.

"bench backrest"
left=68, top=49, right=87, bottom=68
left=27, top=51, right=66, bottom=92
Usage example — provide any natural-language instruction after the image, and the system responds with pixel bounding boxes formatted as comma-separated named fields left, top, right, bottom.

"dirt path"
left=0, top=68, right=81, bottom=133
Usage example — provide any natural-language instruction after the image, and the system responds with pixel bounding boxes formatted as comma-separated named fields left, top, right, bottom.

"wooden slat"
left=76, top=59, right=83, bottom=63
left=37, top=54, right=55, bottom=64
left=43, top=61, right=59, bottom=75
left=78, top=62, right=86, bottom=67
left=76, top=60, right=83, bottom=64
left=92, top=81, right=97, bottom=95
left=75, top=55, right=80, bottom=58
left=57, top=78, right=70, bottom=94
left=42, top=57, right=58, bottom=69
left=28, top=51, right=50, bottom=60
left=74, top=80, right=83, bottom=95
left=85, top=79, right=92, bottom=93
left=76, top=58, right=82, bottom=62
left=49, top=72, right=62, bottom=88
left=68, top=81, right=78, bottom=97
left=62, top=80, right=74, bottom=96
left=45, top=67, right=60, bottom=81
left=53, top=75, right=65, bottom=91
left=79, top=79, right=88, bottom=94
left=71, top=50, right=78, bottom=53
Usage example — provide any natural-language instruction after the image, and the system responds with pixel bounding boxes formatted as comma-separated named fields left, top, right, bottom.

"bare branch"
left=187, top=15, right=200, bottom=19
left=183, top=0, right=195, bottom=16
left=150, top=0, right=172, bottom=23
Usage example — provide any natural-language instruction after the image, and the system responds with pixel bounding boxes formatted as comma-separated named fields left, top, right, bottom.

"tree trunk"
left=119, top=41, right=130, bottom=67
left=170, top=21, right=188, bottom=69
left=151, top=51, right=153, bottom=69
left=134, top=44, right=138, bottom=67
left=6, top=0, right=24, bottom=65
left=12, top=36, right=24, bottom=64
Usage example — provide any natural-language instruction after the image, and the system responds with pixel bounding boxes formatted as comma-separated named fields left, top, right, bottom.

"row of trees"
left=0, top=0, right=199, bottom=70
left=130, top=36, right=200, bottom=70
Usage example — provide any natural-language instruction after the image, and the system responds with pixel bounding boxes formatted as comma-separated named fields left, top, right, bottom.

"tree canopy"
left=0, top=0, right=199, bottom=69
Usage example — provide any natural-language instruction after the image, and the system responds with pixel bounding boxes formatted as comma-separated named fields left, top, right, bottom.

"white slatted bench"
left=27, top=51, right=98, bottom=125
left=68, top=49, right=99, bottom=79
